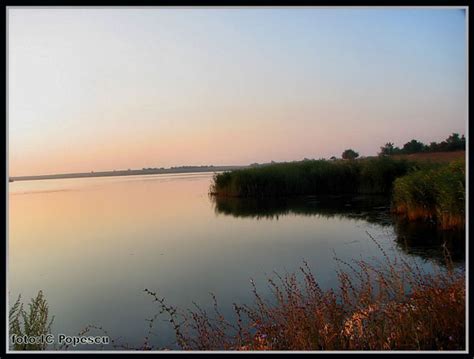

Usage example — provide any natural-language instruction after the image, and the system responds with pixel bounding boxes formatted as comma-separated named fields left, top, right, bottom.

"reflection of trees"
left=211, top=195, right=465, bottom=266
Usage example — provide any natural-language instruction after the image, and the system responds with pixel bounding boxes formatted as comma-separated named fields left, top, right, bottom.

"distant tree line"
left=141, top=165, right=216, bottom=171
left=379, top=133, right=465, bottom=156
left=248, top=133, right=465, bottom=165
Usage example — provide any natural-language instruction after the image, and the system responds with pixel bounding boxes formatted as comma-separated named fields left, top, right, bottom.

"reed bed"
left=211, top=157, right=413, bottom=198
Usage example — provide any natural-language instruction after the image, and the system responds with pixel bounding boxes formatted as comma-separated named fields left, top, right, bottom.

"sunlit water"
left=8, top=173, right=465, bottom=350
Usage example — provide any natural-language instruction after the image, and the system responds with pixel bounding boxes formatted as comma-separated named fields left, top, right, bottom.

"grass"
left=392, top=159, right=465, bottom=230
left=211, top=157, right=414, bottom=198
left=142, top=236, right=465, bottom=350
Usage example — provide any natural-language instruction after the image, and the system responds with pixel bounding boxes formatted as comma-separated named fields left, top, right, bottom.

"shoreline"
left=9, top=166, right=248, bottom=183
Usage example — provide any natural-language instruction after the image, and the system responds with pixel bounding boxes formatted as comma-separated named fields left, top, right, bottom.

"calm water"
left=8, top=173, right=464, bottom=350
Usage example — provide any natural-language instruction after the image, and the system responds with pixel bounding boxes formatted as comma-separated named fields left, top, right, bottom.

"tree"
left=445, top=133, right=465, bottom=151
left=379, top=134, right=466, bottom=156
left=402, top=139, right=426, bottom=154
left=379, top=142, right=395, bottom=156
left=393, top=146, right=402, bottom=154
left=342, top=149, right=359, bottom=160
left=428, top=141, right=439, bottom=152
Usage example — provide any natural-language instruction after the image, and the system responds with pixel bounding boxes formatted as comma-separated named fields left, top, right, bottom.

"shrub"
left=9, top=291, right=54, bottom=350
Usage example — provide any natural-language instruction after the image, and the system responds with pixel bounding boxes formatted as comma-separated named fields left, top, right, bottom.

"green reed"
left=211, top=157, right=414, bottom=198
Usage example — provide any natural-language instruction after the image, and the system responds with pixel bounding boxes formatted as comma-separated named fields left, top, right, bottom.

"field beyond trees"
left=391, top=150, right=465, bottom=163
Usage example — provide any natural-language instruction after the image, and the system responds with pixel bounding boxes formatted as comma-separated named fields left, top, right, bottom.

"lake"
left=8, top=172, right=465, bottom=350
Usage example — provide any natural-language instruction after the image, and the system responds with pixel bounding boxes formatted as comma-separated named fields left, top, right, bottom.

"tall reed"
left=211, top=157, right=413, bottom=198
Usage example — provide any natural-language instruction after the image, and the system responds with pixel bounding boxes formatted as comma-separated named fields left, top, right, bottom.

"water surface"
left=8, top=173, right=464, bottom=349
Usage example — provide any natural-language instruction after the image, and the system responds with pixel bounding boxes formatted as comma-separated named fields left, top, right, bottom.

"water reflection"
left=9, top=174, right=465, bottom=349
left=392, top=219, right=465, bottom=265
left=211, top=195, right=465, bottom=266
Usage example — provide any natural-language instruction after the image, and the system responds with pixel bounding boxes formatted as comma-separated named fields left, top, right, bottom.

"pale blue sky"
left=8, top=7, right=467, bottom=175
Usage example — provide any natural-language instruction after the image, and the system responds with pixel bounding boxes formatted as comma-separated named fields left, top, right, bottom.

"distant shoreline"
left=9, top=166, right=248, bottom=183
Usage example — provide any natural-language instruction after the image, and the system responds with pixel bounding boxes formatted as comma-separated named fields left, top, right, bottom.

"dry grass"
left=61, top=235, right=465, bottom=352
left=143, top=235, right=465, bottom=351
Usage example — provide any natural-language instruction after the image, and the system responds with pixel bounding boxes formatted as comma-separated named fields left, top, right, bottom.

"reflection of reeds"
left=211, top=194, right=393, bottom=224
left=144, top=235, right=465, bottom=351
left=391, top=218, right=465, bottom=265
left=212, top=194, right=465, bottom=265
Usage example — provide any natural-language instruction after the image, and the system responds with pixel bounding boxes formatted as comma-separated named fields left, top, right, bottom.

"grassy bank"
left=210, top=157, right=413, bottom=198
left=392, top=159, right=465, bottom=230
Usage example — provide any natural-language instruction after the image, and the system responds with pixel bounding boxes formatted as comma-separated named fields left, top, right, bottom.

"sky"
left=8, top=7, right=467, bottom=176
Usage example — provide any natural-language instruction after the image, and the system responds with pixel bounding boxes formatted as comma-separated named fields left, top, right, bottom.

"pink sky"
left=8, top=8, right=467, bottom=176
